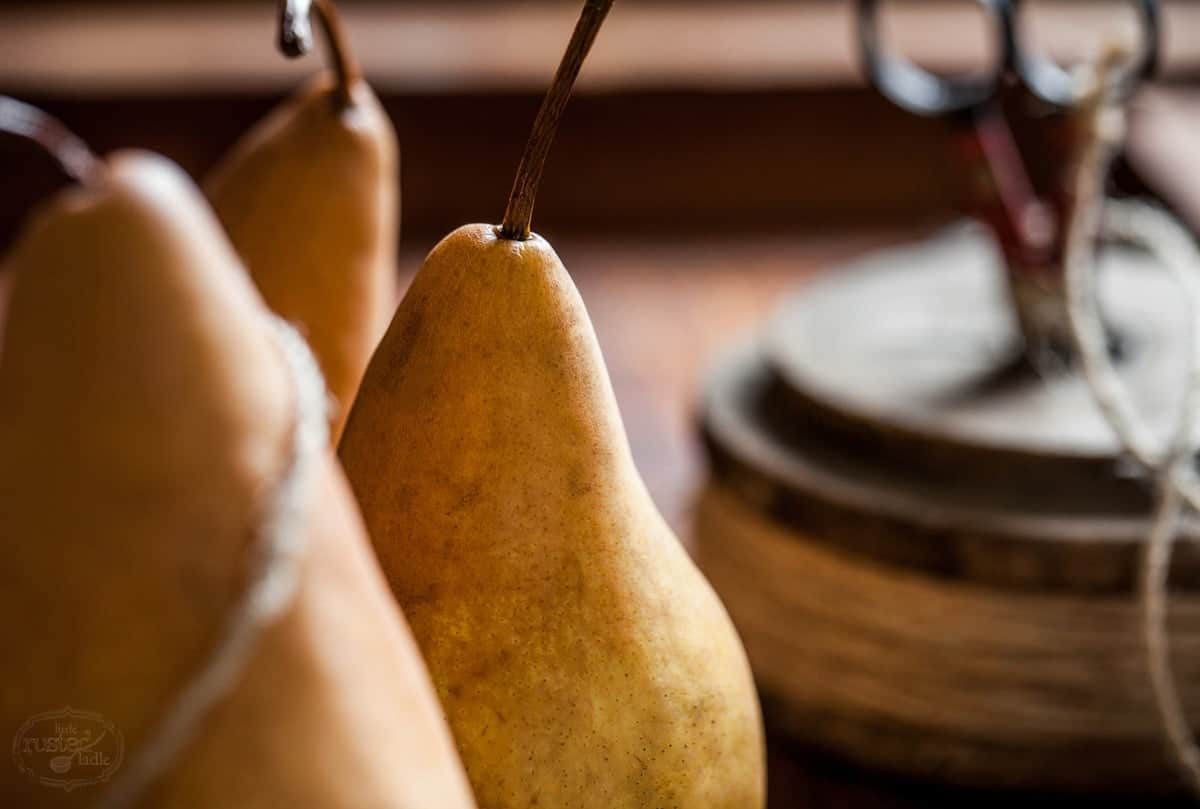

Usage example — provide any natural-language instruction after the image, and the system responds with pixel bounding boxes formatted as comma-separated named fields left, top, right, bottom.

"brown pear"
left=205, top=9, right=398, bottom=442
left=0, top=149, right=474, bottom=809
left=341, top=225, right=765, bottom=809
left=338, top=2, right=765, bottom=806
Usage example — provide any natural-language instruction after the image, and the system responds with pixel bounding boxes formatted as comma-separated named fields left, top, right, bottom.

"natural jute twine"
left=1067, top=53, right=1200, bottom=795
left=92, top=316, right=329, bottom=809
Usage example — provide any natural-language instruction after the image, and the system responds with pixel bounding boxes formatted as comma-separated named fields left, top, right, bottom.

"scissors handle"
left=1010, top=0, right=1160, bottom=109
left=858, top=0, right=1160, bottom=118
left=857, top=0, right=1012, bottom=118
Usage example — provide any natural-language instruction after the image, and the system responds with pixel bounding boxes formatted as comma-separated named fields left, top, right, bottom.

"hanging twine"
left=1064, top=50, right=1200, bottom=795
left=91, top=316, right=329, bottom=809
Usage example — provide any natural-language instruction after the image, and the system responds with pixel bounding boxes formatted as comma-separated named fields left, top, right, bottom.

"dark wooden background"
left=5, top=2, right=1200, bottom=806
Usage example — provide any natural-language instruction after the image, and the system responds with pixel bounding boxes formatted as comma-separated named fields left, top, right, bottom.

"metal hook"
left=0, top=96, right=98, bottom=186
left=278, top=0, right=316, bottom=57
left=276, top=0, right=360, bottom=109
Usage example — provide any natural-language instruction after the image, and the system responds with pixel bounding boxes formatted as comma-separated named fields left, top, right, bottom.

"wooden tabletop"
left=3, top=214, right=1193, bottom=805
left=6, top=40, right=1200, bottom=807
left=526, top=230, right=1195, bottom=808
left=400, top=226, right=1193, bottom=808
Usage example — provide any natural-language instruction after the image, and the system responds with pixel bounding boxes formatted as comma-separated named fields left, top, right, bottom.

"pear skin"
left=339, top=224, right=765, bottom=809
left=205, top=73, right=398, bottom=441
left=0, top=153, right=474, bottom=809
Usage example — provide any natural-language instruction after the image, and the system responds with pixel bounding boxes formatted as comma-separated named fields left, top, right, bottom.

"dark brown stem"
left=278, top=0, right=361, bottom=109
left=499, top=0, right=614, bottom=241
left=0, top=96, right=98, bottom=185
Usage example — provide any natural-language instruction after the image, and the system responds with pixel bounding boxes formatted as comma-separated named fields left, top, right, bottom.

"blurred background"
left=7, top=0, right=1200, bottom=525
left=5, top=1, right=1200, bottom=806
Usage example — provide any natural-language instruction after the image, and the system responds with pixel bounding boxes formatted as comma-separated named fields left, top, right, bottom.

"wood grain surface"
left=4, top=28, right=1200, bottom=803
left=549, top=232, right=1200, bottom=807
left=394, top=232, right=1194, bottom=806
left=1, top=222, right=1193, bottom=806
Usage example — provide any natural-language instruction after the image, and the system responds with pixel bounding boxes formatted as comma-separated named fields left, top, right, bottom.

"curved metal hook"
left=278, top=0, right=317, bottom=58
left=1010, top=0, right=1161, bottom=109
left=276, top=0, right=360, bottom=108
left=0, top=96, right=98, bottom=185
left=857, top=0, right=1010, bottom=118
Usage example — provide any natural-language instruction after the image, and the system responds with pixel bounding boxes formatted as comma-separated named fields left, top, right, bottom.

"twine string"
left=91, top=317, right=329, bottom=809
left=1063, top=55, right=1200, bottom=794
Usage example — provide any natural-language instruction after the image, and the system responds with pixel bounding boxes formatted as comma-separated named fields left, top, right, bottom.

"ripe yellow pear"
left=205, top=0, right=397, bottom=441
left=338, top=3, right=765, bottom=806
left=0, top=142, right=474, bottom=809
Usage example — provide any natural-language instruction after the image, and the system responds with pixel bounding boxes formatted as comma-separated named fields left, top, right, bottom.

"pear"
left=205, top=0, right=397, bottom=441
left=0, top=135, right=474, bottom=808
left=338, top=3, right=765, bottom=806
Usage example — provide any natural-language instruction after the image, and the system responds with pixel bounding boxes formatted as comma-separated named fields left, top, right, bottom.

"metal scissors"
left=857, top=0, right=1160, bottom=359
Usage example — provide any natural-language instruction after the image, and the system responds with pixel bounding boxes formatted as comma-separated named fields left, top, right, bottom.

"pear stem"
left=499, top=0, right=614, bottom=241
left=278, top=0, right=361, bottom=109
left=0, top=96, right=99, bottom=185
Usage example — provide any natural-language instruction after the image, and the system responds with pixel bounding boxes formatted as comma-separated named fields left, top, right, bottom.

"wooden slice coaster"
left=694, top=478, right=1200, bottom=794
left=694, top=227, right=1200, bottom=792
left=764, top=223, right=1196, bottom=523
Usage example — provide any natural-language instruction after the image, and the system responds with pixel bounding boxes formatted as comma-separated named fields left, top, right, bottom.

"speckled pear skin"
left=0, top=153, right=476, bottom=809
left=206, top=72, right=398, bottom=442
left=339, top=223, right=765, bottom=809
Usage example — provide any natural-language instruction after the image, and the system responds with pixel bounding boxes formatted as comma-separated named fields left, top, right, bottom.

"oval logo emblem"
left=12, top=707, right=123, bottom=792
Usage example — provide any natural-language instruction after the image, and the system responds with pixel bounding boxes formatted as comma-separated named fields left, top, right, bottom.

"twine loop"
left=91, top=316, right=328, bottom=809
left=1066, top=56, right=1200, bottom=796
